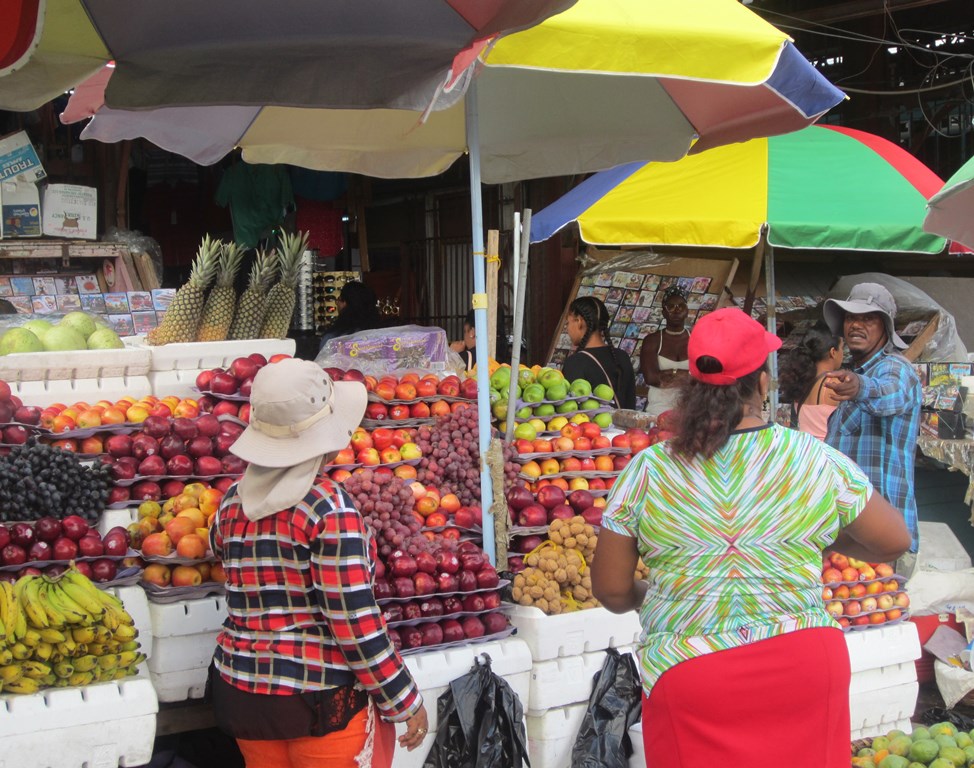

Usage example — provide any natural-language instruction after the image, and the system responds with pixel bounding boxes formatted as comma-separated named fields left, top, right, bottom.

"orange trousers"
left=236, top=706, right=397, bottom=768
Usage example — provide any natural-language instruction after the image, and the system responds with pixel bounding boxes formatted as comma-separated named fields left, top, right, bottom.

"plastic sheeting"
left=315, top=324, right=464, bottom=377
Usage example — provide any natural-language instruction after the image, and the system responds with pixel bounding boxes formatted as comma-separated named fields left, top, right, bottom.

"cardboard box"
left=0, top=177, right=41, bottom=238
left=42, top=183, right=97, bottom=240
left=0, top=130, right=46, bottom=184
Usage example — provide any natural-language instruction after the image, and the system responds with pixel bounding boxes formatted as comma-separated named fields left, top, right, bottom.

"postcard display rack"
left=546, top=250, right=738, bottom=409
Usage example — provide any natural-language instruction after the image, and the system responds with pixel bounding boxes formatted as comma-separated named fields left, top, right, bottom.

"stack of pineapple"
left=147, top=231, right=309, bottom=345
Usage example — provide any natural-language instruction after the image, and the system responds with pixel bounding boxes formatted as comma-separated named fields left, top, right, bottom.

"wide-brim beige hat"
left=230, top=358, right=365, bottom=468
left=823, top=282, right=907, bottom=350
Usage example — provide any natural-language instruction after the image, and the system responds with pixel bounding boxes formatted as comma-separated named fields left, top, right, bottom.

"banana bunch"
left=0, top=569, right=145, bottom=694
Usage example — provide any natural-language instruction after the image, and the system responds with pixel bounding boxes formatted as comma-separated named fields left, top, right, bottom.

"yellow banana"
left=86, top=643, right=107, bottom=656
left=0, top=664, right=23, bottom=683
left=67, top=671, right=94, bottom=687
left=57, top=577, right=105, bottom=620
left=44, top=585, right=90, bottom=626
left=5, top=676, right=40, bottom=694
left=38, top=583, right=68, bottom=629
left=55, top=640, right=77, bottom=658
left=12, top=601, right=26, bottom=641
left=39, top=627, right=66, bottom=644
left=53, top=677, right=70, bottom=688
left=0, top=582, right=9, bottom=641
left=118, top=640, right=140, bottom=653
left=4, top=580, right=24, bottom=641
left=10, top=642, right=30, bottom=660
left=22, top=628, right=41, bottom=648
left=117, top=650, right=146, bottom=668
left=73, top=643, right=88, bottom=657
left=71, top=626, right=96, bottom=645
left=92, top=624, right=112, bottom=644
left=72, top=655, right=98, bottom=672
left=20, top=660, right=51, bottom=679
left=49, top=650, right=63, bottom=664
left=39, top=673, right=55, bottom=687
left=0, top=647, right=12, bottom=665
left=97, top=653, right=120, bottom=671
left=112, top=624, right=138, bottom=642
left=19, top=578, right=49, bottom=630
left=90, top=665, right=104, bottom=682
left=32, top=641, right=53, bottom=662
left=52, top=661, right=73, bottom=679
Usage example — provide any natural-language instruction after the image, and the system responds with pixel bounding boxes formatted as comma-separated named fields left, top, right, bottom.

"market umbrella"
left=531, top=124, right=950, bottom=254
left=56, top=0, right=845, bottom=562
left=0, top=0, right=576, bottom=113
left=924, top=154, right=974, bottom=250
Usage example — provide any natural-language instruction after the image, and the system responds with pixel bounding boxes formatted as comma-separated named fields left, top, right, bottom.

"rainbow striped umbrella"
left=532, top=125, right=952, bottom=254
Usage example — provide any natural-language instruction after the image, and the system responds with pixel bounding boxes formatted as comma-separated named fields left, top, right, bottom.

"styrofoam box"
left=917, top=521, right=972, bottom=572
left=148, top=595, right=226, bottom=677
left=126, top=336, right=296, bottom=371
left=0, top=669, right=157, bottom=768
left=97, top=506, right=138, bottom=536
left=845, top=621, right=921, bottom=673
left=150, top=667, right=208, bottom=704
left=147, top=368, right=213, bottom=400
left=112, top=584, right=153, bottom=661
left=851, top=717, right=913, bottom=743
left=11, top=376, right=152, bottom=408
left=849, top=681, right=918, bottom=738
left=507, top=605, right=641, bottom=662
left=0, top=346, right=151, bottom=382
left=629, top=721, right=644, bottom=768
left=850, top=660, right=917, bottom=695
left=525, top=701, right=588, bottom=768
left=527, top=646, right=634, bottom=716
left=391, top=638, right=532, bottom=768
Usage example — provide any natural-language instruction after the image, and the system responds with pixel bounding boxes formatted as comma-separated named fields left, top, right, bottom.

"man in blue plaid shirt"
left=822, top=283, right=922, bottom=566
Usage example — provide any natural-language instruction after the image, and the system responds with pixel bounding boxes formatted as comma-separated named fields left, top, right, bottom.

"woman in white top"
left=640, top=286, right=690, bottom=418
left=777, top=321, right=844, bottom=441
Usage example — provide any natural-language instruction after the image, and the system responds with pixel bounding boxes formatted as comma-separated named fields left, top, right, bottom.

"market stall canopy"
left=531, top=125, right=958, bottom=255
left=924, top=154, right=974, bottom=251
left=60, top=0, right=844, bottom=184
left=0, top=0, right=576, bottom=112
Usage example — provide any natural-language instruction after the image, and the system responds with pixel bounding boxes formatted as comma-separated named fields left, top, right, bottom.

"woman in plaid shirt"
left=208, top=359, right=428, bottom=768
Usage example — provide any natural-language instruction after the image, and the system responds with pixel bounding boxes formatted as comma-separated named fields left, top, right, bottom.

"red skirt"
left=641, top=627, right=850, bottom=768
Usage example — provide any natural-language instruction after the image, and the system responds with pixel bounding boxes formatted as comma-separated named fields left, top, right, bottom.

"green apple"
left=490, top=367, right=512, bottom=392
left=489, top=388, right=503, bottom=405
left=538, top=368, right=565, bottom=389
left=516, top=405, right=534, bottom=419
left=580, top=399, right=601, bottom=411
left=0, top=327, right=44, bottom=355
left=593, top=412, right=614, bottom=428
left=555, top=400, right=579, bottom=414
left=569, top=378, right=593, bottom=398
left=513, top=422, right=538, bottom=441
left=518, top=368, right=536, bottom=387
left=522, top=383, right=546, bottom=404
left=492, top=401, right=509, bottom=421
left=533, top=403, right=556, bottom=419
left=593, top=383, right=615, bottom=402
left=544, top=381, right=569, bottom=401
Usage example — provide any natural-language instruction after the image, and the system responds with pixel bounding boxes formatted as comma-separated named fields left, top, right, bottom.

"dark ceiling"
left=748, top=0, right=974, bottom=177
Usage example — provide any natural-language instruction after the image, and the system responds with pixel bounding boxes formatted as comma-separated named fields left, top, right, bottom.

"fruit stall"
left=0, top=271, right=925, bottom=767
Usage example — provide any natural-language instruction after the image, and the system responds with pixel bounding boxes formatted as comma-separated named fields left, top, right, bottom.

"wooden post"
left=116, top=140, right=131, bottom=230
left=485, top=230, right=500, bottom=361
left=743, top=224, right=767, bottom=316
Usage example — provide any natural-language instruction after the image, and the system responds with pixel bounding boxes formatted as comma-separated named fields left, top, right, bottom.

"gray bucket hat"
left=823, top=282, right=907, bottom=349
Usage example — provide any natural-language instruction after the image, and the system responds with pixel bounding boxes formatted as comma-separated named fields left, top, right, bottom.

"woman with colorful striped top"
left=591, top=308, right=909, bottom=768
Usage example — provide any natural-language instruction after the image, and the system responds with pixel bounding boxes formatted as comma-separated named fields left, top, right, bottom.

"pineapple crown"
left=215, top=242, right=245, bottom=288
left=249, top=248, right=277, bottom=292
left=275, top=230, right=310, bottom=284
left=188, top=235, right=222, bottom=288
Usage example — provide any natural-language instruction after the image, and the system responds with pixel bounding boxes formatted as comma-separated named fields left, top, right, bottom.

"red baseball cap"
left=688, top=308, right=782, bottom=385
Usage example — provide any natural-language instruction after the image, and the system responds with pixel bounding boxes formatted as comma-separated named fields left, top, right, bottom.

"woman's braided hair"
left=777, top=320, right=842, bottom=404
left=569, top=296, right=614, bottom=350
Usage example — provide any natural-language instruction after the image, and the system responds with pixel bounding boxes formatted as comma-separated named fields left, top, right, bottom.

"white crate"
left=851, top=717, right=913, bottom=743
left=112, top=584, right=153, bottom=661
left=849, top=681, right=918, bottom=738
left=845, top=621, right=921, bottom=674
left=150, top=667, right=209, bottom=704
left=917, top=521, right=972, bottom=572
left=147, top=368, right=211, bottom=400
left=127, top=336, right=296, bottom=371
left=97, top=507, right=138, bottom=536
left=525, top=701, right=588, bottom=768
left=11, top=375, right=152, bottom=408
left=148, top=632, right=219, bottom=675
left=0, top=672, right=157, bottom=768
left=148, top=594, right=227, bottom=638
left=527, top=646, right=634, bottom=716
left=629, top=721, right=645, bottom=768
left=850, top=660, right=917, bottom=695
left=0, top=346, right=151, bottom=382
left=507, top=606, right=641, bottom=661
left=392, top=638, right=532, bottom=768
left=148, top=595, right=226, bottom=680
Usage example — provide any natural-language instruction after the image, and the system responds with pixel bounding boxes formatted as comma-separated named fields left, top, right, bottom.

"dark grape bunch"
left=0, top=438, right=113, bottom=523
left=413, top=408, right=522, bottom=506
left=342, top=469, right=423, bottom=560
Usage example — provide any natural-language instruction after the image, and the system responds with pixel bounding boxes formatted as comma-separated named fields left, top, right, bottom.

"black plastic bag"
left=424, top=653, right=530, bottom=768
left=918, top=706, right=974, bottom=731
left=571, top=647, right=643, bottom=768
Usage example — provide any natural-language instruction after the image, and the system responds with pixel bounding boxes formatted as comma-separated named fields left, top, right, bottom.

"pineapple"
left=197, top=241, right=244, bottom=341
left=228, top=248, right=276, bottom=340
left=147, top=236, right=221, bottom=345
left=260, top=230, right=308, bottom=339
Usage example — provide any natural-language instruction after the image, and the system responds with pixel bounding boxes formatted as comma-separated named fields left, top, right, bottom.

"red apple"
left=138, top=455, right=167, bottom=476
left=141, top=415, right=171, bottom=439
left=230, top=357, right=259, bottom=382
left=196, top=456, right=223, bottom=476
left=210, top=371, right=240, bottom=396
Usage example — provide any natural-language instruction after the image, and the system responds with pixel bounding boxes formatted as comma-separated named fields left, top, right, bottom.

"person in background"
left=208, top=359, right=428, bottom=768
left=318, top=281, right=381, bottom=349
left=777, top=320, right=844, bottom=440
left=562, top=295, right=636, bottom=409
left=591, top=307, right=909, bottom=768
left=639, top=286, right=690, bottom=418
left=822, top=282, right=922, bottom=568
left=449, top=310, right=477, bottom=372
left=0, top=299, right=16, bottom=314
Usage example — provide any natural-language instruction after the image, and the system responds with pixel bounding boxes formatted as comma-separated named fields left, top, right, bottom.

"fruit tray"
left=822, top=574, right=907, bottom=588
left=843, top=610, right=912, bottom=632
left=96, top=565, right=144, bottom=588
left=138, top=553, right=220, bottom=566
left=366, top=393, right=474, bottom=405
left=0, top=549, right=139, bottom=571
left=376, top=580, right=510, bottom=604
left=326, top=457, right=421, bottom=472
left=191, top=387, right=249, bottom=402
left=518, top=469, right=621, bottom=481
left=360, top=417, right=434, bottom=429
left=399, top=625, right=516, bottom=657
left=511, top=394, right=615, bottom=409
left=514, top=447, right=629, bottom=462
left=114, top=471, right=240, bottom=487
left=142, top=581, right=226, bottom=603
left=386, top=610, right=509, bottom=629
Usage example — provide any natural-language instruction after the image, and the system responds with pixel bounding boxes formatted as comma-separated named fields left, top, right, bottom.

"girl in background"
left=562, top=296, right=636, bottom=409
left=777, top=321, right=844, bottom=440
left=639, top=286, right=690, bottom=418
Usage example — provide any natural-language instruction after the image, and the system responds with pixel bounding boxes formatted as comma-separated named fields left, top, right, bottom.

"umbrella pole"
left=764, top=243, right=779, bottom=420
left=505, top=209, right=532, bottom=442
left=466, top=81, right=496, bottom=565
